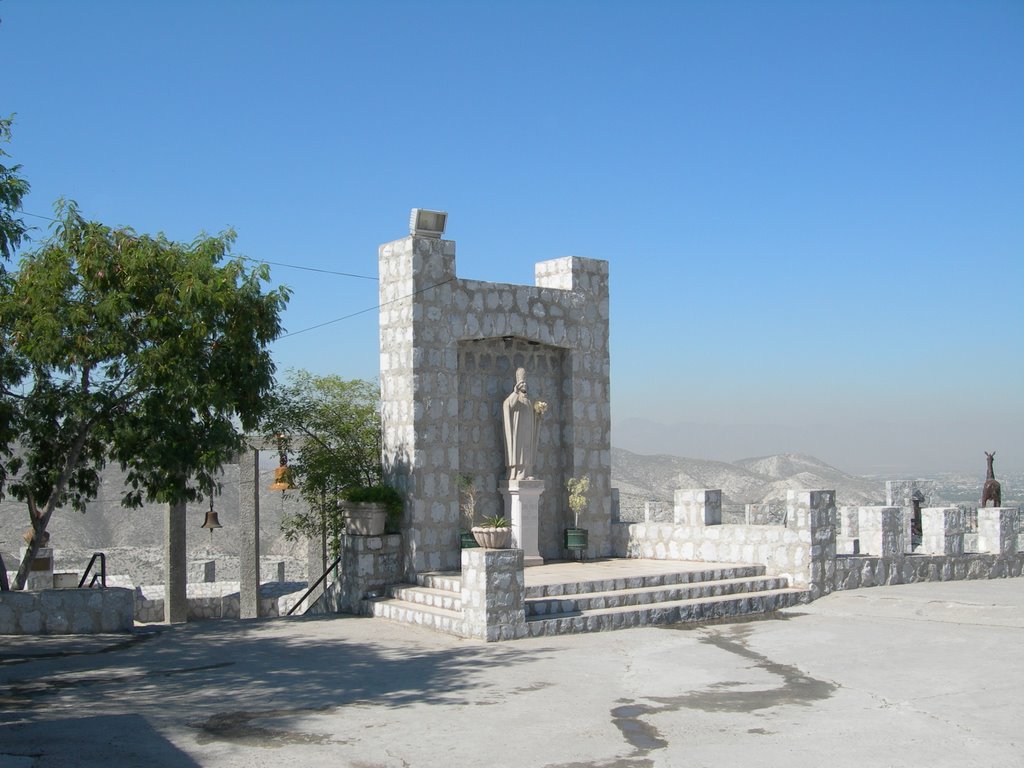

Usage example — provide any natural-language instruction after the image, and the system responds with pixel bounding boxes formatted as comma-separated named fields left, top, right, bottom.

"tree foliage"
left=0, top=201, right=290, bottom=589
left=0, top=115, right=30, bottom=263
left=262, top=370, right=382, bottom=552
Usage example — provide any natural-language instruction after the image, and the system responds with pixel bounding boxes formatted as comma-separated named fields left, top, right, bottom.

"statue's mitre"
left=515, top=367, right=527, bottom=385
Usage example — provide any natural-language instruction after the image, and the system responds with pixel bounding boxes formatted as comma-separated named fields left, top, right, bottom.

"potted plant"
left=342, top=484, right=403, bottom=536
left=472, top=514, right=511, bottom=549
left=456, top=473, right=479, bottom=548
left=564, top=476, right=590, bottom=554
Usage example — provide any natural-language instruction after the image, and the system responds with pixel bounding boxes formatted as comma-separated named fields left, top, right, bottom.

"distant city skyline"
left=3, top=2, right=1021, bottom=474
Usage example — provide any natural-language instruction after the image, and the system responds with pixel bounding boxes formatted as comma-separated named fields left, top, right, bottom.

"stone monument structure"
left=379, top=211, right=611, bottom=577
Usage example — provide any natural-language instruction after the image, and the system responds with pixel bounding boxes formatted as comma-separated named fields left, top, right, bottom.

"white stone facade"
left=379, top=235, right=611, bottom=577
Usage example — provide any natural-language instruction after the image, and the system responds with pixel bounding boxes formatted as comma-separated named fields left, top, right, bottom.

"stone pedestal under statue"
left=501, top=479, right=545, bottom=567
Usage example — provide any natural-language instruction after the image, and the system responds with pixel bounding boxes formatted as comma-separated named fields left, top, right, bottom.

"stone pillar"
left=977, top=508, right=1019, bottom=555
left=857, top=506, right=907, bottom=556
left=238, top=447, right=261, bottom=619
left=674, top=489, right=722, bottom=526
left=787, top=490, right=837, bottom=600
left=461, top=548, right=527, bottom=642
left=501, top=479, right=545, bottom=566
left=164, top=500, right=188, bottom=624
left=920, top=507, right=965, bottom=555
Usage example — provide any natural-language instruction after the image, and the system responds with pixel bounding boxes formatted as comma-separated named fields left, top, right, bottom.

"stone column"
left=674, top=489, right=722, bottom=526
left=920, top=507, right=965, bottom=555
left=461, top=548, right=527, bottom=642
left=164, top=499, right=187, bottom=624
left=239, top=447, right=261, bottom=619
left=20, top=546, right=55, bottom=591
left=787, top=490, right=837, bottom=600
left=501, top=479, right=545, bottom=566
left=335, top=534, right=403, bottom=614
left=977, top=508, right=1019, bottom=555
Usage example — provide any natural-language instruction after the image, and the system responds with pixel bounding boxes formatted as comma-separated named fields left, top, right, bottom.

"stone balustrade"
left=0, top=587, right=134, bottom=634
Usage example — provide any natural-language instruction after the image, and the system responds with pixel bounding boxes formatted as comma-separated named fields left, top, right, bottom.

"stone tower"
left=378, top=221, right=611, bottom=577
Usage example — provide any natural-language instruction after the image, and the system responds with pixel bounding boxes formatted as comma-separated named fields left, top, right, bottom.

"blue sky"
left=3, top=1, right=1022, bottom=474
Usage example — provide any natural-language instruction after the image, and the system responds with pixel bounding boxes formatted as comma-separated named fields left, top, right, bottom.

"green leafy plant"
left=262, top=371, right=389, bottom=552
left=479, top=514, right=508, bottom=529
left=567, top=476, right=590, bottom=529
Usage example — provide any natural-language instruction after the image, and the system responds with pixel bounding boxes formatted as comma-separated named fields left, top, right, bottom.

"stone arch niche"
left=378, top=231, right=610, bottom=578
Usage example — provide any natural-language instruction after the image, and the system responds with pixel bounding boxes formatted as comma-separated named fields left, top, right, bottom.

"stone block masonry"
left=0, top=588, right=134, bottom=634
left=461, top=548, right=527, bottom=641
left=379, top=233, right=610, bottom=579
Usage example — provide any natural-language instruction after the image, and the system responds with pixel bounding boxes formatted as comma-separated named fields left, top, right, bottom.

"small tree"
left=262, top=370, right=382, bottom=556
left=456, top=473, right=477, bottom=531
left=0, top=202, right=289, bottom=589
left=567, top=476, right=590, bottom=529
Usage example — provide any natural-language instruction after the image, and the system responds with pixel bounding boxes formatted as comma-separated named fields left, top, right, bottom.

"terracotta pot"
left=471, top=526, right=511, bottom=548
left=343, top=502, right=388, bottom=536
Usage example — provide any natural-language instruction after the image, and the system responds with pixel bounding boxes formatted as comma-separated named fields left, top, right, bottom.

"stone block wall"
left=977, top=508, right=1018, bottom=555
left=327, top=534, right=403, bottom=614
left=461, top=548, right=527, bottom=641
left=0, top=588, right=134, bottom=634
left=920, top=507, right=965, bottom=555
left=379, top=234, right=611, bottom=578
left=674, top=489, right=721, bottom=526
left=857, top=507, right=906, bottom=556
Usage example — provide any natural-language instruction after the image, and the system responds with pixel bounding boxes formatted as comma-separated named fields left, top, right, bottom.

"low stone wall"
left=0, top=588, right=134, bottom=635
left=834, top=552, right=1024, bottom=590
left=461, top=548, right=527, bottom=641
left=134, top=581, right=307, bottom=623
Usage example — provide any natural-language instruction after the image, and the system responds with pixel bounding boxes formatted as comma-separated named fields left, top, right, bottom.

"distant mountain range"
left=611, top=447, right=887, bottom=521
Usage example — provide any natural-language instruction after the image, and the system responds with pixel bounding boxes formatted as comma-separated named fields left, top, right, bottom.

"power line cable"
left=277, top=277, right=457, bottom=340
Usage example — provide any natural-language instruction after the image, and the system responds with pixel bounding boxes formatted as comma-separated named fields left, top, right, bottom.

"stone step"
left=525, top=587, right=806, bottom=637
left=387, top=584, right=463, bottom=612
left=524, top=564, right=768, bottom=599
left=526, top=575, right=790, bottom=617
left=366, top=596, right=464, bottom=636
left=415, top=571, right=463, bottom=593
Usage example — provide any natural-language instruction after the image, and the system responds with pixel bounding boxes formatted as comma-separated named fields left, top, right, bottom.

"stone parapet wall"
left=977, top=508, right=1018, bottom=555
left=0, top=588, right=134, bottom=634
left=133, top=581, right=307, bottom=623
left=612, top=521, right=813, bottom=590
left=835, top=552, right=1024, bottom=590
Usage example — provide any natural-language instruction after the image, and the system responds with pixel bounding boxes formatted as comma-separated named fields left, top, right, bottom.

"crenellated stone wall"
left=379, top=234, right=611, bottom=578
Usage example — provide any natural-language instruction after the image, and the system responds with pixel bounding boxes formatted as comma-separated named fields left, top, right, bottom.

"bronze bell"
left=201, top=510, right=222, bottom=531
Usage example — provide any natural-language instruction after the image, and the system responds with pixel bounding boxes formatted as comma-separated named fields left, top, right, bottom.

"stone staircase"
left=366, top=562, right=806, bottom=638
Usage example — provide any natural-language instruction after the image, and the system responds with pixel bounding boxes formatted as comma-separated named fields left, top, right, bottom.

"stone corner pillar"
left=501, top=479, right=545, bottom=566
left=920, top=507, right=965, bottom=555
left=977, top=507, right=1019, bottom=556
left=674, top=489, right=722, bottom=526
left=461, top=548, right=527, bottom=642
left=786, top=490, right=837, bottom=599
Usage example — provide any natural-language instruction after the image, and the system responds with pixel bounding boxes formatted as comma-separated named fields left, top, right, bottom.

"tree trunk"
left=12, top=424, right=92, bottom=590
left=0, top=552, right=9, bottom=591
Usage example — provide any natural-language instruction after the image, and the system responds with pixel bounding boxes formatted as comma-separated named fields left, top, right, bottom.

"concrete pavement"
left=1, top=578, right=1021, bottom=767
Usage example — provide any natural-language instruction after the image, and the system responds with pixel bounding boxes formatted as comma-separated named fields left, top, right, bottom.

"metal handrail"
left=286, top=555, right=341, bottom=616
left=78, top=552, right=107, bottom=588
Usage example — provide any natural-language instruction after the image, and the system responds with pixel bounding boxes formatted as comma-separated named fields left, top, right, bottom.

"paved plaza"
left=1, top=578, right=1022, bottom=767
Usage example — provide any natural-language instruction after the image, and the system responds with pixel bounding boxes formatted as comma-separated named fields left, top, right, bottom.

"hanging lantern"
left=269, top=433, right=294, bottom=491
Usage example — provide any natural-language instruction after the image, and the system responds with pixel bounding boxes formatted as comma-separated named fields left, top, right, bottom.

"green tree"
left=263, top=370, right=382, bottom=554
left=0, top=201, right=290, bottom=589
left=0, top=115, right=30, bottom=262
